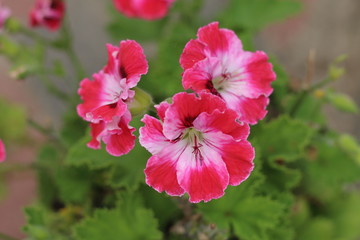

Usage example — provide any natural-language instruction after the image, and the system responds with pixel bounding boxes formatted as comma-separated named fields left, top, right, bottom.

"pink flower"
left=29, top=0, right=65, bottom=31
left=88, top=111, right=136, bottom=157
left=0, top=3, right=11, bottom=30
left=77, top=40, right=148, bottom=124
left=113, top=0, right=175, bottom=20
left=0, top=139, right=5, bottom=162
left=180, top=22, right=276, bottom=124
left=140, top=92, right=254, bottom=203
left=77, top=40, right=148, bottom=156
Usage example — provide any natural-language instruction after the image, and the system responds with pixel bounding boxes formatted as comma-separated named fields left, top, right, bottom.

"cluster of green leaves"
left=1, top=0, right=360, bottom=240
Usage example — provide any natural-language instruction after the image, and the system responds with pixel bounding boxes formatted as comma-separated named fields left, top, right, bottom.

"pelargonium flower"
left=29, top=0, right=65, bottom=31
left=180, top=22, right=276, bottom=124
left=77, top=40, right=148, bottom=124
left=140, top=92, right=254, bottom=203
left=88, top=111, right=136, bottom=157
left=77, top=40, right=148, bottom=156
left=0, top=139, right=5, bottom=162
left=113, top=0, right=175, bottom=20
left=0, top=3, right=11, bottom=30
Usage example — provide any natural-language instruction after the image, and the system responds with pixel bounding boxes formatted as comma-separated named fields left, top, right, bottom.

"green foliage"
left=0, top=98, right=26, bottom=141
left=251, top=116, right=314, bottom=162
left=74, top=193, right=162, bottom=240
left=325, top=90, right=358, bottom=113
left=219, top=0, right=301, bottom=32
left=199, top=173, right=286, bottom=240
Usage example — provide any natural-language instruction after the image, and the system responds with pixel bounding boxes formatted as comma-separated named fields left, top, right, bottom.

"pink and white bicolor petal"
left=196, top=22, right=243, bottom=59
left=139, top=114, right=169, bottom=155
left=221, top=139, right=255, bottom=186
left=87, top=112, right=136, bottom=157
left=104, top=41, right=148, bottom=88
left=221, top=94, right=269, bottom=124
left=145, top=155, right=185, bottom=196
left=176, top=144, right=229, bottom=203
left=193, top=110, right=250, bottom=141
left=77, top=72, right=127, bottom=123
left=180, top=39, right=206, bottom=70
left=0, top=139, right=6, bottom=162
left=154, top=101, right=170, bottom=122
left=163, top=92, right=226, bottom=140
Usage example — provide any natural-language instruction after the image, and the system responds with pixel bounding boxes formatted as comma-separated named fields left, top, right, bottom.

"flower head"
left=113, top=0, right=175, bottom=20
left=180, top=22, right=276, bottom=124
left=0, top=139, right=6, bottom=162
left=77, top=40, right=148, bottom=156
left=0, top=3, right=11, bottom=30
left=29, top=0, right=65, bottom=31
left=140, top=92, right=254, bottom=203
left=77, top=40, right=148, bottom=124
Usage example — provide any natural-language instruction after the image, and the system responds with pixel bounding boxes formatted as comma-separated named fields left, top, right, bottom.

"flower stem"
left=60, top=17, right=86, bottom=82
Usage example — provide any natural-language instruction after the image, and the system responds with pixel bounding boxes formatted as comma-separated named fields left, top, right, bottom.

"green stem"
left=290, top=77, right=333, bottom=117
left=0, top=232, right=19, bottom=240
left=60, top=17, right=86, bottom=82
left=18, top=26, right=52, bottom=46
left=27, top=119, right=66, bottom=152
left=38, top=74, right=70, bottom=102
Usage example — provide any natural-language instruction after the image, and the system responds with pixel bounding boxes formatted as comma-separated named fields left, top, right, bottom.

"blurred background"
left=0, top=0, right=359, bottom=238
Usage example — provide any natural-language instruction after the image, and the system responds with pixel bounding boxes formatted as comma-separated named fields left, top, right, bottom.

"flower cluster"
left=112, top=0, right=175, bottom=20
left=29, top=0, right=65, bottom=31
left=77, top=22, right=275, bottom=202
left=180, top=22, right=276, bottom=124
left=77, top=40, right=148, bottom=156
left=139, top=22, right=276, bottom=202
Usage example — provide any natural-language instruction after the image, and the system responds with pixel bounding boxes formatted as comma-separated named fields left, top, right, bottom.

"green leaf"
left=74, top=193, right=162, bottom=240
left=55, top=166, right=92, bottom=204
left=36, top=145, right=61, bottom=208
left=139, top=184, right=182, bottom=231
left=219, top=0, right=301, bottom=31
left=60, top=111, right=87, bottom=148
left=326, top=91, right=358, bottom=113
left=198, top=172, right=286, bottom=240
left=107, top=6, right=163, bottom=41
left=23, top=207, right=52, bottom=240
left=199, top=183, right=285, bottom=240
left=251, top=115, right=314, bottom=162
left=65, top=134, right=120, bottom=169
left=297, top=217, right=334, bottom=240
left=304, top=134, right=360, bottom=200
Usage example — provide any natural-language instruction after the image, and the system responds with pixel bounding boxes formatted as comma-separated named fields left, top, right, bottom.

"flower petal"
left=154, top=101, right=170, bottom=122
left=221, top=94, right=269, bottom=124
left=176, top=144, right=229, bottom=203
left=139, top=114, right=169, bottom=155
left=145, top=155, right=185, bottom=196
left=224, top=51, right=275, bottom=99
left=104, top=41, right=148, bottom=89
left=163, top=92, right=226, bottom=140
left=197, top=22, right=243, bottom=58
left=180, top=39, right=206, bottom=70
left=221, top=140, right=255, bottom=186
left=87, top=122, right=106, bottom=150
left=103, top=113, right=136, bottom=156
left=193, top=109, right=250, bottom=141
